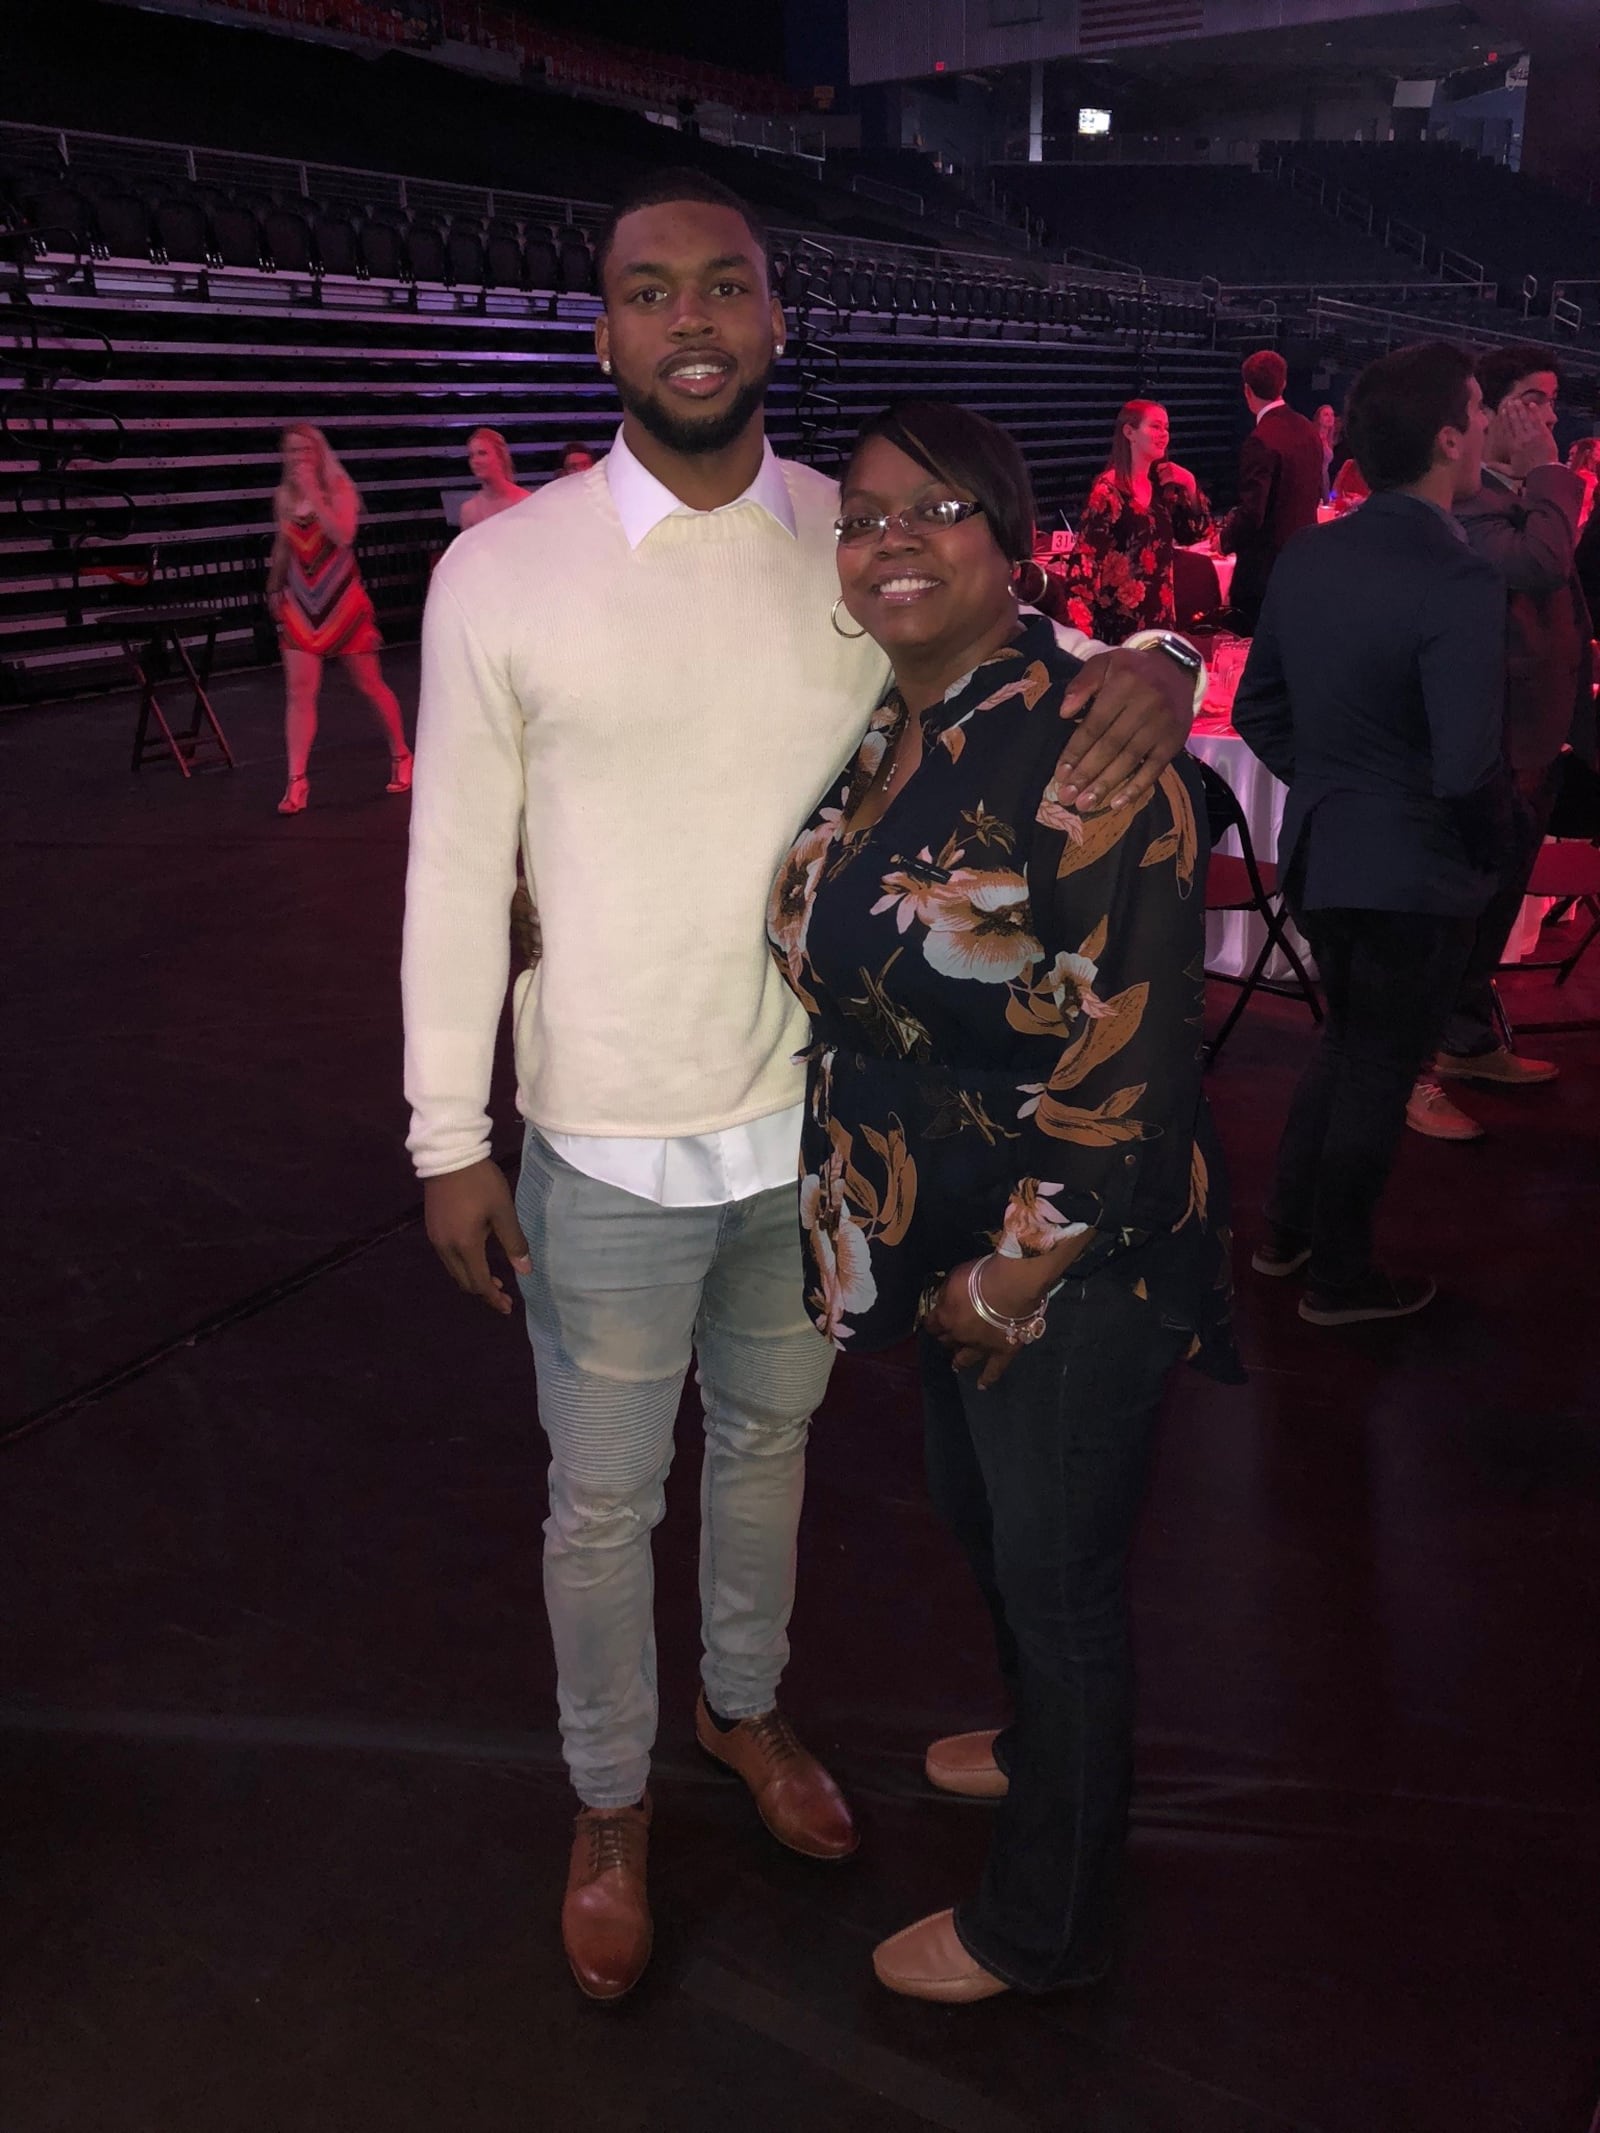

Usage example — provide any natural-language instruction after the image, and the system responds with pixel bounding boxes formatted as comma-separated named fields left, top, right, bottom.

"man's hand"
left=1051, top=647, right=1196, bottom=813
left=424, top=1158, right=532, bottom=1316
left=1501, top=396, right=1559, bottom=479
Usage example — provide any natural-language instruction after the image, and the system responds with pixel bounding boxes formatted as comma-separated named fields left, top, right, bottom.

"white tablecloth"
left=1177, top=545, right=1234, bottom=607
left=1188, top=725, right=1307, bottom=981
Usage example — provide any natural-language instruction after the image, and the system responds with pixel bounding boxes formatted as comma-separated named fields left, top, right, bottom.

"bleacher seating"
left=992, top=165, right=1419, bottom=291
left=0, top=212, right=1245, bottom=697
left=1262, top=141, right=1600, bottom=307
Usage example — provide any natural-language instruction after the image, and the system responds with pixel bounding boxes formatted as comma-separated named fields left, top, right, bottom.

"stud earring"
left=600, top=359, right=612, bottom=374
left=776, top=343, right=786, bottom=357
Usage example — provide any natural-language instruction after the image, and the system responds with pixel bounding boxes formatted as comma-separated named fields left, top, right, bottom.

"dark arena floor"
left=3, top=652, right=1598, bottom=2133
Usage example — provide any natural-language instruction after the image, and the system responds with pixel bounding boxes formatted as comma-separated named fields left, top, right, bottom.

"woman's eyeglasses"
left=835, top=499, right=984, bottom=547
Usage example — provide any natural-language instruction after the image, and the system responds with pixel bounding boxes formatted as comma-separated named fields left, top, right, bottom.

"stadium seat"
left=21, top=184, right=94, bottom=255
left=211, top=200, right=265, bottom=270
left=523, top=231, right=561, bottom=291
left=311, top=211, right=359, bottom=277
left=556, top=226, right=595, bottom=293
left=484, top=218, right=524, bottom=288
left=95, top=192, right=155, bottom=261
left=262, top=203, right=314, bottom=272
left=153, top=197, right=212, bottom=267
left=446, top=221, right=486, bottom=286
left=359, top=216, right=408, bottom=282
left=406, top=217, right=449, bottom=283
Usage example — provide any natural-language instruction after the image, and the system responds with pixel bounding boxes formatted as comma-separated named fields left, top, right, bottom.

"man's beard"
left=615, top=357, right=774, bottom=457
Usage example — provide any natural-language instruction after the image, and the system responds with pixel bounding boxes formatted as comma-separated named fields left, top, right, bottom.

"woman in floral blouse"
left=768, top=400, right=1237, bottom=2009
left=1062, top=399, right=1213, bottom=644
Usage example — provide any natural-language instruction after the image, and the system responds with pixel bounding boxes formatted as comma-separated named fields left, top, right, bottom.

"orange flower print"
left=872, top=853, right=964, bottom=934
left=800, top=1155, right=878, bottom=1342
left=768, top=818, right=836, bottom=989
left=920, top=871, right=1042, bottom=983
left=994, top=1178, right=1086, bottom=1258
left=1040, top=950, right=1112, bottom=1022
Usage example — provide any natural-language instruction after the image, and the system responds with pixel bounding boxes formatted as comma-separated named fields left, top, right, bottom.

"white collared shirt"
left=540, top=426, right=808, bottom=1208
left=1254, top=398, right=1286, bottom=425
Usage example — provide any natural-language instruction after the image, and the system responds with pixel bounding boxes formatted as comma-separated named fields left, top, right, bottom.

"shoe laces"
left=585, top=1810, right=643, bottom=1877
left=743, top=1708, right=802, bottom=1770
left=1413, top=1078, right=1449, bottom=1108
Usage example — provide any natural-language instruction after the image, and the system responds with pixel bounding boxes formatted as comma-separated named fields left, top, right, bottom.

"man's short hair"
left=1476, top=342, right=1561, bottom=411
left=1343, top=341, right=1476, bottom=491
left=593, top=167, right=769, bottom=295
left=1241, top=349, right=1288, bottom=401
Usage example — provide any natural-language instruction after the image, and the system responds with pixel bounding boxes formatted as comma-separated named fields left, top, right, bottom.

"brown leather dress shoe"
left=694, top=1693, right=859, bottom=1861
left=924, top=1729, right=1009, bottom=1800
left=562, top=1796, right=652, bottom=2001
left=873, top=1909, right=1009, bottom=2003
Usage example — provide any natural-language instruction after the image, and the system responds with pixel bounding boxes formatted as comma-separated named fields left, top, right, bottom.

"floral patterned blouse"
left=768, top=615, right=1237, bottom=1377
left=1063, top=471, right=1213, bottom=646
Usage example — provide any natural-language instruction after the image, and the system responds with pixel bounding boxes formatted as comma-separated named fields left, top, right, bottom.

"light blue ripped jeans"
left=515, top=1126, right=836, bottom=1810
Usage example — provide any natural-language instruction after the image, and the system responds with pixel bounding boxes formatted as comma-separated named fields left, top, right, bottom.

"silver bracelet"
left=967, top=1255, right=1049, bottom=1347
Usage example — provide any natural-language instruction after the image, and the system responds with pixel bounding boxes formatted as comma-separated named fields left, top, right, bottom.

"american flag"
left=1078, top=0, right=1205, bottom=54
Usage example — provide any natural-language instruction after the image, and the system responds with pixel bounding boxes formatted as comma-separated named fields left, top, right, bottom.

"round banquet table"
left=1177, top=545, right=1235, bottom=608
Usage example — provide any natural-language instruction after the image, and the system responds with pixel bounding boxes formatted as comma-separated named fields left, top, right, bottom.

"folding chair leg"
left=1262, top=907, right=1324, bottom=1024
left=1554, top=899, right=1600, bottom=987
left=1205, top=931, right=1276, bottom=1066
left=1490, top=979, right=1514, bottom=1049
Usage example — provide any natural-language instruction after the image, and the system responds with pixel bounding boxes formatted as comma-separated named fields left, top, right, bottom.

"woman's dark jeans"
left=920, top=1275, right=1188, bottom=1993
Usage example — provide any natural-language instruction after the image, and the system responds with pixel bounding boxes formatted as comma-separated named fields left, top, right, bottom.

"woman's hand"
left=924, top=1256, right=1051, bottom=1390
left=1157, top=459, right=1199, bottom=496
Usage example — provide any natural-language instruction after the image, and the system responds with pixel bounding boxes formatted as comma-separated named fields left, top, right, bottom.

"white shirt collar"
left=605, top=427, right=796, bottom=550
left=1254, top=398, right=1286, bottom=425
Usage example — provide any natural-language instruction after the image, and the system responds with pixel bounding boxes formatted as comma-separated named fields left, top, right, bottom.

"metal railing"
left=1263, top=152, right=1485, bottom=292
left=1308, top=295, right=1600, bottom=377
left=0, top=119, right=611, bottom=234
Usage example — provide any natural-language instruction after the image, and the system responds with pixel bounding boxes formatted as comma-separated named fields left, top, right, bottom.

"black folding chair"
left=1196, top=756, right=1321, bottom=1065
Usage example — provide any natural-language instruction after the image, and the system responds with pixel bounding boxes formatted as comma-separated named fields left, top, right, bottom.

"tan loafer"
left=924, top=1729, right=1009, bottom=1799
left=695, top=1693, right=858, bottom=1861
left=562, top=1796, right=652, bottom=2002
left=1406, top=1077, right=1484, bottom=1142
left=1435, top=1046, right=1558, bottom=1088
left=873, top=1909, right=1009, bottom=2003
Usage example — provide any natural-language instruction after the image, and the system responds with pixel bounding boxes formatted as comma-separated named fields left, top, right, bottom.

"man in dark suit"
left=1219, top=349, right=1325, bottom=632
left=1233, top=342, right=1510, bottom=1326
left=1408, top=346, right=1597, bottom=1141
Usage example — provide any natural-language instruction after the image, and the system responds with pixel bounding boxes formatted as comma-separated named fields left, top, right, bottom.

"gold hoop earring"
left=830, top=598, right=867, bottom=640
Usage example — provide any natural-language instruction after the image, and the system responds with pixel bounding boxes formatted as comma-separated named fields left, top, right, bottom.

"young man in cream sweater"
left=402, top=169, right=1203, bottom=2003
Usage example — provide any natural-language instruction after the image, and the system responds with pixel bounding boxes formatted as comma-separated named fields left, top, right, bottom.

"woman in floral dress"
left=768, top=400, right=1237, bottom=2007
left=1062, top=399, right=1212, bottom=644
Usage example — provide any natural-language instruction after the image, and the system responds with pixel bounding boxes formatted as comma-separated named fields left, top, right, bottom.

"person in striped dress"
left=268, top=425, right=412, bottom=814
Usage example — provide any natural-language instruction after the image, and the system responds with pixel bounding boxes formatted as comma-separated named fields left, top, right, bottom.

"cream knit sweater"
left=402, top=456, right=889, bottom=1178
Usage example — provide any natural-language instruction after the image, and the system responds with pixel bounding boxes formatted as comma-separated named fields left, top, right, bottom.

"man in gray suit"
left=1408, top=345, right=1596, bottom=1143
left=1233, top=343, right=1511, bottom=1326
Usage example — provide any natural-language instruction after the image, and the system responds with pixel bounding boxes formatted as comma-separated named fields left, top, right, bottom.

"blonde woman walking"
left=268, top=425, right=411, bottom=814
